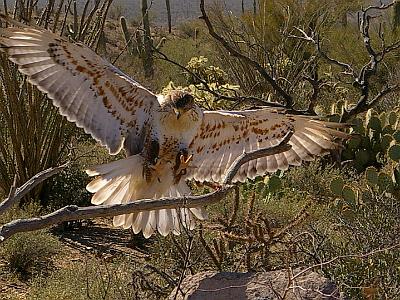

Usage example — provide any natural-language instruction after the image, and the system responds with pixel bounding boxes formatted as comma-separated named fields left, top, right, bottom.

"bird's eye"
left=175, top=94, right=193, bottom=108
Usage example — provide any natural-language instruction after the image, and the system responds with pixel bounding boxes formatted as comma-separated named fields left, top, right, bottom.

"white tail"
left=86, top=155, right=207, bottom=238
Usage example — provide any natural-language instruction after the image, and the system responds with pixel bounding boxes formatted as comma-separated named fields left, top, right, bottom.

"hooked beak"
left=174, top=108, right=181, bottom=120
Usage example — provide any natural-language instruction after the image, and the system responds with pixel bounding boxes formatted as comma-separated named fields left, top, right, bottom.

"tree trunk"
left=241, top=0, right=244, bottom=14
left=253, top=0, right=257, bottom=15
left=166, top=0, right=172, bottom=33
left=141, top=0, right=154, bottom=78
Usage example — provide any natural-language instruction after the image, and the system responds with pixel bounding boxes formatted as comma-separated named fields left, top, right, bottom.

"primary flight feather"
left=0, top=15, right=348, bottom=238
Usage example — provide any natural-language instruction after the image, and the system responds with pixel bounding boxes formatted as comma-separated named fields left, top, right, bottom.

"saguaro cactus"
left=142, top=0, right=154, bottom=78
left=394, top=1, right=400, bottom=30
left=166, top=0, right=172, bottom=33
left=120, top=16, right=134, bottom=55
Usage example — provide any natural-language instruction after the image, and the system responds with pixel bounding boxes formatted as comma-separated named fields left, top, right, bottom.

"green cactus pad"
left=351, top=118, right=365, bottom=134
left=382, top=125, right=395, bottom=135
left=367, top=116, right=382, bottom=132
left=347, top=135, right=361, bottom=150
left=365, top=166, right=379, bottom=186
left=377, top=172, right=392, bottom=190
left=388, top=144, right=400, bottom=161
left=393, top=131, right=400, bottom=142
left=355, top=149, right=370, bottom=168
left=365, top=108, right=376, bottom=126
left=381, top=134, right=394, bottom=151
left=330, top=177, right=344, bottom=196
left=342, top=185, right=356, bottom=205
left=393, top=166, right=400, bottom=187
left=379, top=112, right=387, bottom=127
left=388, top=111, right=398, bottom=126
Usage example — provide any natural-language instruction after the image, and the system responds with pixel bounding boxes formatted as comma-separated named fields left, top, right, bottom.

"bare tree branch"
left=0, top=132, right=293, bottom=243
left=292, top=242, right=400, bottom=281
left=291, top=1, right=400, bottom=122
left=153, top=45, right=286, bottom=109
left=199, top=0, right=294, bottom=108
left=0, top=162, right=69, bottom=215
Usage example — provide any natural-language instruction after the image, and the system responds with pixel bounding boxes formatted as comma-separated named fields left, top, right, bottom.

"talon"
left=176, top=154, right=193, bottom=175
left=181, top=154, right=193, bottom=165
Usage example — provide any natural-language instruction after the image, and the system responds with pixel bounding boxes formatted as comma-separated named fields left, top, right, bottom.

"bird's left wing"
left=0, top=15, right=160, bottom=155
left=186, top=108, right=348, bottom=183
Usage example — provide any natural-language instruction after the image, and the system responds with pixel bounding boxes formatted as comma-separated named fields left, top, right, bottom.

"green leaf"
left=393, top=166, right=400, bottom=187
left=351, top=118, right=365, bottom=134
left=382, top=125, right=395, bottom=135
left=329, top=114, right=341, bottom=123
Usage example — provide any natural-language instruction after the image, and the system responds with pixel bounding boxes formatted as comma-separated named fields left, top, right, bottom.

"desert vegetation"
left=0, top=0, right=400, bottom=299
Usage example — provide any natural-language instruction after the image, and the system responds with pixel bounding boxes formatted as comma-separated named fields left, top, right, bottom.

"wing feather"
left=0, top=16, right=160, bottom=155
left=186, top=108, right=348, bottom=183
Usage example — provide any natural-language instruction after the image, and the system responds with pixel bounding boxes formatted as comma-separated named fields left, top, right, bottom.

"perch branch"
left=0, top=132, right=293, bottom=243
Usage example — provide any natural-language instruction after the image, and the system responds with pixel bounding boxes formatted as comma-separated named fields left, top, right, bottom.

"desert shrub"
left=176, top=19, right=205, bottom=39
left=39, top=164, right=92, bottom=210
left=0, top=204, right=60, bottom=279
left=29, top=257, right=137, bottom=300
left=314, top=192, right=400, bottom=299
left=0, top=231, right=60, bottom=279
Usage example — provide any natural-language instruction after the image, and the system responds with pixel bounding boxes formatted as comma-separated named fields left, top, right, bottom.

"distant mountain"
left=4, top=0, right=393, bottom=25
left=110, top=0, right=255, bottom=24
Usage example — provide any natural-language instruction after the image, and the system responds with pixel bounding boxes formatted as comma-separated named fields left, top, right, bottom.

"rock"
left=169, top=269, right=343, bottom=300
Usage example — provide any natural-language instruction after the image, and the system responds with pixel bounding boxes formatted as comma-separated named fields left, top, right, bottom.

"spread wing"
left=186, top=108, right=348, bottom=183
left=0, top=15, right=160, bottom=155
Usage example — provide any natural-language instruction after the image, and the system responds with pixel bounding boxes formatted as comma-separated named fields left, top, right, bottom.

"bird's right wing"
left=186, top=108, right=349, bottom=183
left=0, top=15, right=160, bottom=155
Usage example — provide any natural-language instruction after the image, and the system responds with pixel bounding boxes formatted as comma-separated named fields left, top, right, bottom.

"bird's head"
left=162, top=90, right=196, bottom=120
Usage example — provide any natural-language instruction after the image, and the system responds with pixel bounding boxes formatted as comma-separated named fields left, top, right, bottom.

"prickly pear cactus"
left=341, top=108, right=400, bottom=172
left=330, top=176, right=359, bottom=206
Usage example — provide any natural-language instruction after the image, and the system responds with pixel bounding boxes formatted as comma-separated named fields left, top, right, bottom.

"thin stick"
left=0, top=162, right=69, bottom=215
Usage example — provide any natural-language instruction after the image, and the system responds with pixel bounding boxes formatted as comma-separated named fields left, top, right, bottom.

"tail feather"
left=157, top=209, right=172, bottom=236
left=86, top=155, right=207, bottom=238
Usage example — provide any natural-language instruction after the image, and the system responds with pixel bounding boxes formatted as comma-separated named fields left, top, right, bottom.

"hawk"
left=0, top=16, right=348, bottom=238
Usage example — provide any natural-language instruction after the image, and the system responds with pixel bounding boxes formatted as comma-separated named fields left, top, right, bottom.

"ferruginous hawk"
left=0, top=15, right=348, bottom=238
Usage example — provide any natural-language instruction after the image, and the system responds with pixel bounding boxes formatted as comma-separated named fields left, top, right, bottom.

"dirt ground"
left=0, top=218, right=148, bottom=300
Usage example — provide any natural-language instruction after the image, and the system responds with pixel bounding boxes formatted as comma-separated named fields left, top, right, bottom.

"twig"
left=0, top=134, right=292, bottom=243
left=291, top=1, right=400, bottom=122
left=173, top=234, right=194, bottom=299
left=153, top=46, right=285, bottom=108
left=292, top=242, right=400, bottom=281
left=199, top=0, right=294, bottom=108
left=0, top=162, right=70, bottom=215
